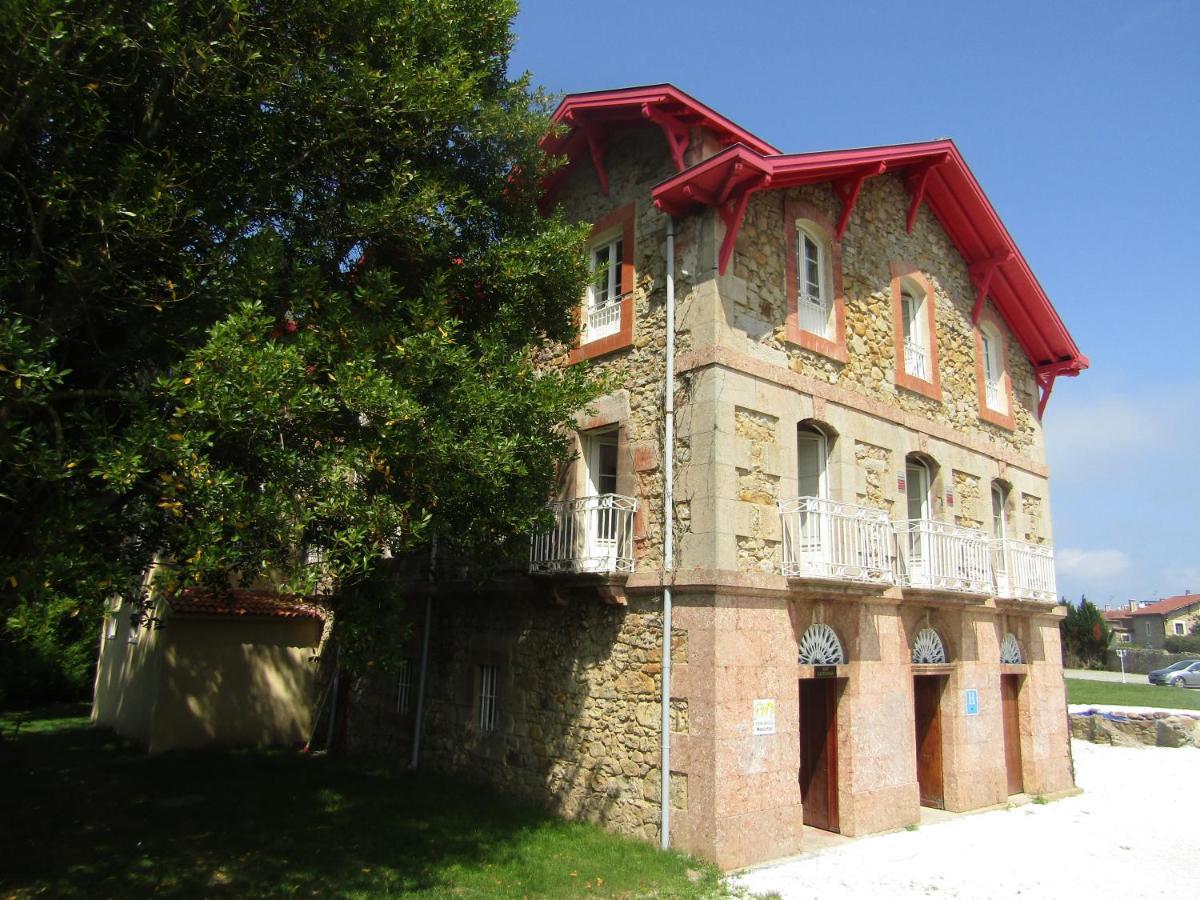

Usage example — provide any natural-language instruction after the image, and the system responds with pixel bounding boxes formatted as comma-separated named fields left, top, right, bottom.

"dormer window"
left=586, top=234, right=623, bottom=343
left=796, top=225, right=832, bottom=340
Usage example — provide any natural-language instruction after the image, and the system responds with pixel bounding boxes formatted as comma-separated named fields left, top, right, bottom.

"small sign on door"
left=964, top=688, right=979, bottom=716
left=752, top=698, right=777, bottom=735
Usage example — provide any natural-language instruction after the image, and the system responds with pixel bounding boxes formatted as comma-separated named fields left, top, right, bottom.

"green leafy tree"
left=0, top=0, right=595, bottom=698
left=1059, top=595, right=1111, bottom=669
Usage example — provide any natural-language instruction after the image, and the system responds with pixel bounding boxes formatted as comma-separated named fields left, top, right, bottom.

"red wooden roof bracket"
left=833, top=163, right=887, bottom=240
left=641, top=103, right=691, bottom=172
left=903, top=154, right=950, bottom=232
left=718, top=173, right=771, bottom=275
left=969, top=250, right=1015, bottom=323
left=571, top=116, right=610, bottom=196
left=1034, top=360, right=1084, bottom=418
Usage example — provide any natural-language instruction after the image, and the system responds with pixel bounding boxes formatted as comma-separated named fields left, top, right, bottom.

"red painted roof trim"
left=650, top=140, right=1088, bottom=379
left=169, top=588, right=328, bottom=621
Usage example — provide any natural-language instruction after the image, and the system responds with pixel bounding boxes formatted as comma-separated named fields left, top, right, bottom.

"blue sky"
left=510, top=0, right=1200, bottom=609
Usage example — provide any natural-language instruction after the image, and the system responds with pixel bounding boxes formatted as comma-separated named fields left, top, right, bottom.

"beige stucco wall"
left=149, top=616, right=322, bottom=753
left=92, top=601, right=322, bottom=753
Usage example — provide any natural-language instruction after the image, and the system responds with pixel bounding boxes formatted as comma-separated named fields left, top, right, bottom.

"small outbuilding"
left=92, top=588, right=326, bottom=753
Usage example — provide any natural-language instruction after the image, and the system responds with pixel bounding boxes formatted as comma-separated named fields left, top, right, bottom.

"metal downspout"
left=660, top=216, right=676, bottom=850
left=409, top=537, right=436, bottom=768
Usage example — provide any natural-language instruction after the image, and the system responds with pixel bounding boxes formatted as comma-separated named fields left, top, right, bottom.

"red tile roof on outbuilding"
left=1129, top=594, right=1200, bottom=618
left=168, top=588, right=327, bottom=621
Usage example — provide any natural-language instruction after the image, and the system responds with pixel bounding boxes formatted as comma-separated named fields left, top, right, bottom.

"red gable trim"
left=541, top=84, right=778, bottom=204
left=650, top=140, right=1088, bottom=384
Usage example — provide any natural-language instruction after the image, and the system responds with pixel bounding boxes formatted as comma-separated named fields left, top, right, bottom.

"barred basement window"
left=395, top=658, right=412, bottom=714
left=478, top=664, right=498, bottom=732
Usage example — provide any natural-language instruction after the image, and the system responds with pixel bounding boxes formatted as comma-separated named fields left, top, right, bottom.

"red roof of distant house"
left=169, top=588, right=327, bottom=621
left=1103, top=609, right=1133, bottom=622
left=1129, top=595, right=1200, bottom=618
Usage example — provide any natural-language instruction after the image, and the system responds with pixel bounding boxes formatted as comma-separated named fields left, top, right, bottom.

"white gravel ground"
left=731, top=739, right=1200, bottom=899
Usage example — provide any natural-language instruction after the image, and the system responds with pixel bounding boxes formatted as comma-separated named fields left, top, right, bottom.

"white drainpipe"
left=660, top=215, right=676, bottom=850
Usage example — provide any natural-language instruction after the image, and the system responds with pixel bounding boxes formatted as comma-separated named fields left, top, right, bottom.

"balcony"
left=993, top=538, right=1057, bottom=603
left=529, top=494, right=637, bottom=576
left=904, top=339, right=929, bottom=381
left=894, top=519, right=993, bottom=595
left=798, top=293, right=831, bottom=339
left=984, top=377, right=1004, bottom=412
left=778, top=497, right=895, bottom=584
left=584, top=293, right=625, bottom=343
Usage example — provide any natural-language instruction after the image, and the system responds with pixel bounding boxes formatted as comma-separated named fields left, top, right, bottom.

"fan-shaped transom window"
left=912, top=627, right=947, bottom=664
left=1000, top=633, right=1023, bottom=664
left=798, top=623, right=846, bottom=665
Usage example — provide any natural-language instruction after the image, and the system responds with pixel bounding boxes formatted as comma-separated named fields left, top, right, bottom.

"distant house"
left=1127, top=594, right=1200, bottom=648
left=93, top=587, right=327, bottom=752
left=1102, top=607, right=1135, bottom=643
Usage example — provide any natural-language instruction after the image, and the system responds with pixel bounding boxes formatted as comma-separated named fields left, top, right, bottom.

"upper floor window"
left=1174, top=621, right=1186, bottom=636
left=586, top=234, right=623, bottom=343
left=900, top=284, right=929, bottom=381
left=890, top=265, right=942, bottom=401
left=980, top=324, right=1007, bottom=414
left=991, top=482, right=1009, bottom=541
left=784, top=201, right=847, bottom=363
left=796, top=225, right=832, bottom=340
left=570, top=203, right=636, bottom=364
left=796, top=423, right=829, bottom=500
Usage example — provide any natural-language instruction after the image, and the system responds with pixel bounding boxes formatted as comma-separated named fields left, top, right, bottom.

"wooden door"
left=1001, top=675, right=1024, bottom=795
left=799, top=678, right=840, bottom=832
left=913, top=675, right=944, bottom=809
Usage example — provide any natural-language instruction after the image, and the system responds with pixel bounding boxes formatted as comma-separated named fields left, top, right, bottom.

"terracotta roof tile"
left=1129, top=595, right=1200, bottom=618
left=169, top=588, right=327, bottom=621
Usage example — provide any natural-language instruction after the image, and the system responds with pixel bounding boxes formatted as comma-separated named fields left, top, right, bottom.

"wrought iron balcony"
left=984, top=377, right=1004, bottom=412
left=993, top=538, right=1057, bottom=603
left=798, top=293, right=831, bottom=339
left=904, top=339, right=930, bottom=381
left=778, top=497, right=896, bottom=584
left=894, top=519, right=993, bottom=595
left=529, top=494, right=637, bottom=576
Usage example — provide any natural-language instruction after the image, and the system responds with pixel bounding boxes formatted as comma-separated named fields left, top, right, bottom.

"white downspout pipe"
left=660, top=216, right=676, bottom=850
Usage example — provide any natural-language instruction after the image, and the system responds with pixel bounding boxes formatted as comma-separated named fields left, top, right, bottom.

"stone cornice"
left=676, top=345, right=1049, bottom=478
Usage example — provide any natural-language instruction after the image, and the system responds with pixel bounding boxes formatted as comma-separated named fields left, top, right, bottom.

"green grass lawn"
left=0, top=706, right=728, bottom=899
left=1066, top=678, right=1200, bottom=711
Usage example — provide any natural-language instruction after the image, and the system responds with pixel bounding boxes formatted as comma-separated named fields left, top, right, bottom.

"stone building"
left=349, top=85, right=1088, bottom=869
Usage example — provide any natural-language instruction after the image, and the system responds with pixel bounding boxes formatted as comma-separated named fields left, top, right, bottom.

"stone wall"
left=348, top=589, right=684, bottom=843
left=953, top=469, right=984, bottom=530
left=729, top=176, right=1043, bottom=459
left=734, top=407, right=781, bottom=572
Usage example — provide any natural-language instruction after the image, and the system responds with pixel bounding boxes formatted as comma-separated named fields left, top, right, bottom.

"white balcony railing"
left=778, top=497, right=895, bottom=584
left=894, top=519, right=993, bottom=594
left=993, top=538, right=1056, bottom=603
left=798, top=293, right=831, bottom=339
left=904, top=339, right=929, bottom=381
left=585, top=294, right=624, bottom=343
left=529, top=494, right=637, bottom=576
left=984, top=378, right=1004, bottom=412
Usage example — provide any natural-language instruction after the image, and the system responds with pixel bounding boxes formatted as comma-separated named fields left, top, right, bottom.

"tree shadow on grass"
left=0, top=708, right=632, bottom=898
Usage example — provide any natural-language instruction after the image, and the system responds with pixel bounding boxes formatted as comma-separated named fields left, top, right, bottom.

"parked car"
left=1147, top=660, right=1200, bottom=686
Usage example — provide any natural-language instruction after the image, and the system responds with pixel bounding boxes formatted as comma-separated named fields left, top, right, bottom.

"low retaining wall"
left=1106, top=648, right=1196, bottom=675
left=1070, top=707, right=1200, bottom=748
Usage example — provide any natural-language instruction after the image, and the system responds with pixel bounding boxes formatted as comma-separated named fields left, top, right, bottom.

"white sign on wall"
left=752, top=698, right=777, bottom=735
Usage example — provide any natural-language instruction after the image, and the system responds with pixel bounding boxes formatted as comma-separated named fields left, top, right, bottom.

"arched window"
left=980, top=323, right=1007, bottom=413
left=1000, top=633, right=1023, bottom=664
left=798, top=623, right=846, bottom=665
left=900, top=280, right=930, bottom=381
left=797, top=422, right=830, bottom=500
left=912, top=627, right=947, bottom=664
left=796, top=223, right=832, bottom=340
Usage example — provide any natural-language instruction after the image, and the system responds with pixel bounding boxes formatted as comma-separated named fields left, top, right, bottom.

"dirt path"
left=732, top=740, right=1199, bottom=899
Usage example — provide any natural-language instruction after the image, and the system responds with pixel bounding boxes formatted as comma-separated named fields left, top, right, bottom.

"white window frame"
left=1174, top=621, right=1186, bottom=636
left=395, top=658, right=412, bottom=715
left=900, top=283, right=930, bottom=381
left=796, top=223, right=832, bottom=339
left=981, top=323, right=1007, bottom=413
left=478, top=663, right=498, bottom=733
left=585, top=233, right=623, bottom=343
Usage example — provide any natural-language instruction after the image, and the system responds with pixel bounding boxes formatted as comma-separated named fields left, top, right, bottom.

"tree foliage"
left=1059, top=596, right=1111, bottom=669
left=0, top=0, right=596, bottom=694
